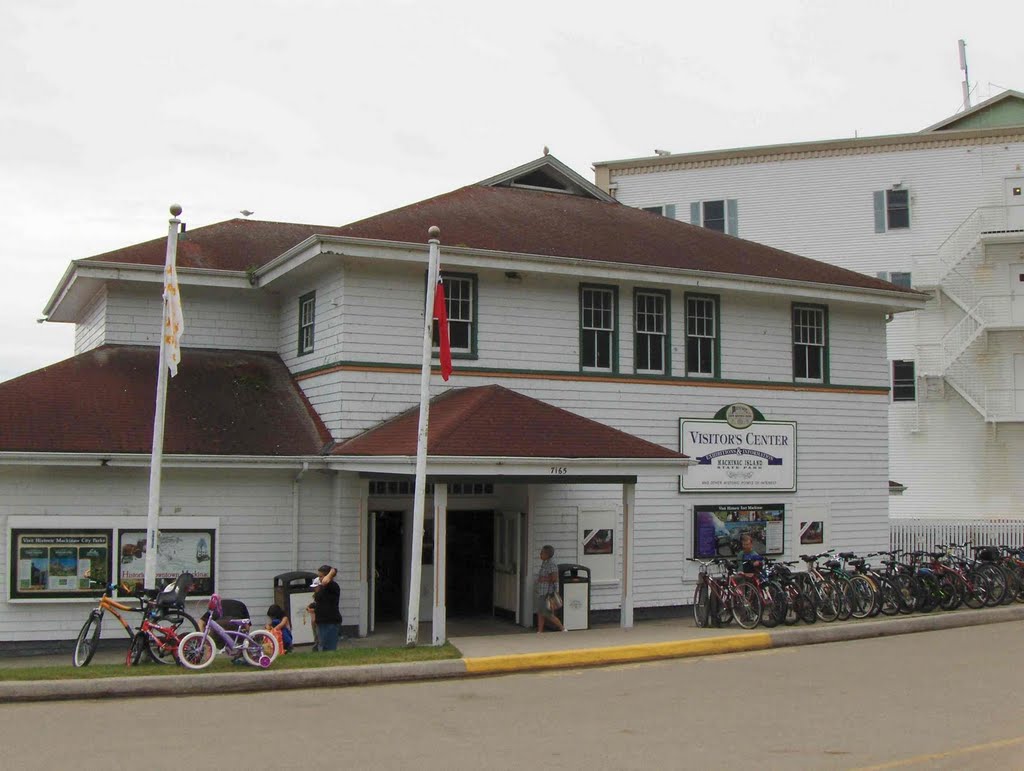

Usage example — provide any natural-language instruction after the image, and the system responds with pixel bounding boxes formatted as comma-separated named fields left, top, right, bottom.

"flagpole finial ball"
left=428, top=225, right=440, bottom=239
left=169, top=204, right=183, bottom=217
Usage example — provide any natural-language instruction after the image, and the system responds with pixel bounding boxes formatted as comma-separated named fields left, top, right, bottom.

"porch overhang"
left=330, top=454, right=695, bottom=480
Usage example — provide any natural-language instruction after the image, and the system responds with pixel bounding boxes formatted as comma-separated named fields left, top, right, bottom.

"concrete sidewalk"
left=4, top=605, right=1024, bottom=703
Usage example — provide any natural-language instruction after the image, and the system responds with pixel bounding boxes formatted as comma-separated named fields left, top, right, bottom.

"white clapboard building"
left=595, top=90, right=1024, bottom=522
left=0, top=156, right=921, bottom=646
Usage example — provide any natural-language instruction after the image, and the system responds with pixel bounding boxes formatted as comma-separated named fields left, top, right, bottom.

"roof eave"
left=0, top=452, right=331, bottom=469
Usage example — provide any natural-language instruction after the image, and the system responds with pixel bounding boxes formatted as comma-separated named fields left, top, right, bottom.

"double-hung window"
left=432, top=273, right=477, bottom=358
left=690, top=199, right=738, bottom=235
left=792, top=304, right=828, bottom=383
left=685, top=294, right=718, bottom=378
left=635, top=289, right=669, bottom=375
left=892, top=360, right=916, bottom=401
left=874, top=188, right=910, bottom=231
left=297, top=291, right=316, bottom=356
left=580, top=285, right=617, bottom=372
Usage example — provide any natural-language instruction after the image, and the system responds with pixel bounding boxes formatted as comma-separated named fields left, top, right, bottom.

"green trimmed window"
left=635, top=289, right=669, bottom=375
left=580, top=285, right=617, bottom=372
left=298, top=291, right=316, bottom=356
left=685, top=294, right=718, bottom=377
left=793, top=304, right=828, bottom=383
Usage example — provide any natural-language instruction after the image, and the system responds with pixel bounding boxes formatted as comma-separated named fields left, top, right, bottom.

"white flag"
left=163, top=260, right=184, bottom=376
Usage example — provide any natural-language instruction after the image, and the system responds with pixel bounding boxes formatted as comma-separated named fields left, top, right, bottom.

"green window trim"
left=579, top=283, right=619, bottom=373
left=633, top=288, right=671, bottom=376
left=684, top=292, right=720, bottom=379
left=429, top=271, right=479, bottom=361
left=297, top=291, right=316, bottom=356
left=792, top=303, right=830, bottom=384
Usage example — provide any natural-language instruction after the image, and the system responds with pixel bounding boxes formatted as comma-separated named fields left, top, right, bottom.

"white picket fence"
left=891, top=518, right=1024, bottom=554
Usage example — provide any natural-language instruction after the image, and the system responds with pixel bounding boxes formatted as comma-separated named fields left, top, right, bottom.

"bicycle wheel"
left=877, top=576, right=903, bottom=616
left=915, top=573, right=939, bottom=613
left=144, top=611, right=199, bottom=664
left=72, top=612, right=102, bottom=667
left=125, top=632, right=147, bottom=667
left=731, top=582, right=762, bottom=629
left=242, top=630, right=279, bottom=668
left=937, top=572, right=962, bottom=611
left=796, top=586, right=817, bottom=624
left=814, top=580, right=840, bottom=622
left=849, top=575, right=878, bottom=619
left=177, top=632, right=216, bottom=670
left=759, top=581, right=785, bottom=628
left=977, top=563, right=1008, bottom=606
left=693, top=581, right=710, bottom=628
left=831, top=577, right=855, bottom=621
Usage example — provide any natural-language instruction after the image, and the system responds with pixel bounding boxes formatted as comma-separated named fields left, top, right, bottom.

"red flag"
left=433, top=277, right=452, bottom=381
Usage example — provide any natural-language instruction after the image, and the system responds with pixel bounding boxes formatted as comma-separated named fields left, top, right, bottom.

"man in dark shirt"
left=311, top=564, right=341, bottom=651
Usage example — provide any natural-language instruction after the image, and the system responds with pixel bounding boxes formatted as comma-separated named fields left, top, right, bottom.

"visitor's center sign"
left=680, top=411, right=797, bottom=492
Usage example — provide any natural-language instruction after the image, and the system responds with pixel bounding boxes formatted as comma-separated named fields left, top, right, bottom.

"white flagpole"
left=143, top=204, right=182, bottom=591
left=406, top=225, right=441, bottom=646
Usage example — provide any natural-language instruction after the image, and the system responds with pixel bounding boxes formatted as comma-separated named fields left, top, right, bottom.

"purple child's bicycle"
left=177, top=594, right=279, bottom=670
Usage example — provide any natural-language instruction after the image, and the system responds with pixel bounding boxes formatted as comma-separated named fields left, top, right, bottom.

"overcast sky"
left=2, top=0, right=1021, bottom=382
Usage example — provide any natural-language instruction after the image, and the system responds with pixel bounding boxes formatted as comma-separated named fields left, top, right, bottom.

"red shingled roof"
left=333, top=384, right=684, bottom=459
left=79, top=172, right=906, bottom=294
left=82, top=219, right=347, bottom=272
left=333, top=184, right=899, bottom=292
left=0, top=346, right=332, bottom=455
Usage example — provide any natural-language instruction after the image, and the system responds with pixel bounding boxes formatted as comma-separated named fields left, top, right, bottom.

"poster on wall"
left=117, top=529, right=216, bottom=594
left=800, top=520, right=824, bottom=545
left=578, top=511, right=616, bottom=582
left=9, top=530, right=112, bottom=599
left=692, top=504, right=785, bottom=559
left=680, top=413, right=797, bottom=492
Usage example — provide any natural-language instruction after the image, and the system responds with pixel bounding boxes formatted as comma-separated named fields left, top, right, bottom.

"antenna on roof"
left=958, top=39, right=971, bottom=111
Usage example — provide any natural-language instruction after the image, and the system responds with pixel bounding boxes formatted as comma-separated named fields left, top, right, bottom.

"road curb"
left=463, top=632, right=772, bottom=675
left=3, top=606, right=1023, bottom=703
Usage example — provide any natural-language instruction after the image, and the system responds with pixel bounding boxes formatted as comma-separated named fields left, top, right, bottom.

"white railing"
left=891, top=518, right=1024, bottom=554
left=940, top=307, right=985, bottom=373
left=936, top=206, right=1011, bottom=284
left=984, top=389, right=1022, bottom=422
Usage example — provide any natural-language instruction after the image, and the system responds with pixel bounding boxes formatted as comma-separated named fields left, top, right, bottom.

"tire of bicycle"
left=848, top=574, right=878, bottom=619
left=693, top=582, right=710, bottom=628
left=892, top=573, right=916, bottom=613
left=759, top=581, right=786, bottom=628
left=814, top=580, right=840, bottom=622
left=830, top=576, right=855, bottom=621
left=782, top=584, right=800, bottom=626
left=915, top=573, right=940, bottom=613
left=243, top=630, right=279, bottom=667
left=72, top=611, right=103, bottom=668
left=796, top=586, right=817, bottom=624
left=177, top=632, right=216, bottom=670
left=976, top=563, right=1008, bottom=607
left=142, top=610, right=199, bottom=665
left=1000, top=564, right=1020, bottom=605
left=937, top=572, right=963, bottom=611
left=709, top=582, right=733, bottom=627
left=876, top=575, right=903, bottom=616
left=731, top=582, right=762, bottom=629
left=126, top=631, right=148, bottom=667
left=960, top=568, right=987, bottom=609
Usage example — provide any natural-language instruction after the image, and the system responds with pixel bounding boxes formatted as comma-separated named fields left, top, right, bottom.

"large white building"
left=0, top=157, right=920, bottom=647
left=595, top=90, right=1024, bottom=521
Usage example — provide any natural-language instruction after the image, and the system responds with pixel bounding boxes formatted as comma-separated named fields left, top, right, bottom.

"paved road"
left=4, top=622, right=1024, bottom=770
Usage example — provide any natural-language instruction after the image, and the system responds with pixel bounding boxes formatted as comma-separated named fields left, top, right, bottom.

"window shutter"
left=726, top=199, right=738, bottom=236
left=665, top=204, right=676, bottom=220
left=873, top=191, right=886, bottom=233
left=690, top=202, right=701, bottom=225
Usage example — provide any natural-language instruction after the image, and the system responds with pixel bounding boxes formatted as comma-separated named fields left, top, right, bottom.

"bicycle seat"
left=824, top=559, right=841, bottom=569
left=799, top=555, right=816, bottom=563
left=838, top=552, right=856, bottom=559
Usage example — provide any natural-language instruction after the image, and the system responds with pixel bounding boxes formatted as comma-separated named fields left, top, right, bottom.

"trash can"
left=558, top=564, right=591, bottom=631
left=273, top=571, right=318, bottom=646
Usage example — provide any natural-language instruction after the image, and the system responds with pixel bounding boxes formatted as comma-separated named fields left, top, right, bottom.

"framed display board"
left=693, top=503, right=786, bottom=558
left=10, top=529, right=112, bottom=599
left=117, top=528, right=216, bottom=595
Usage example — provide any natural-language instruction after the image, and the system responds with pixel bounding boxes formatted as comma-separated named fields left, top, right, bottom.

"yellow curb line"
left=463, top=632, right=773, bottom=675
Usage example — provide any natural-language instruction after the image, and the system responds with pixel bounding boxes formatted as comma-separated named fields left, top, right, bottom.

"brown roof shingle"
left=0, top=346, right=332, bottom=455
left=333, top=384, right=684, bottom=460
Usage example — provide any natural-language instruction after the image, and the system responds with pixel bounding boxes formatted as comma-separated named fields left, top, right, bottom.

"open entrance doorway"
left=372, top=511, right=404, bottom=623
left=446, top=510, right=494, bottom=617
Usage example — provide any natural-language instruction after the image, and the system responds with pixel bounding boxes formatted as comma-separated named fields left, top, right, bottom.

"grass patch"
left=0, top=643, right=462, bottom=682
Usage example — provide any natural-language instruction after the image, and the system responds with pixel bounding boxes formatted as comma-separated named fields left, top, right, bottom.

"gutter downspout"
left=292, top=462, right=309, bottom=570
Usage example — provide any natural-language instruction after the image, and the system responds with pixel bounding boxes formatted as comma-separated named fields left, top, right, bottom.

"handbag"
left=546, top=591, right=563, bottom=611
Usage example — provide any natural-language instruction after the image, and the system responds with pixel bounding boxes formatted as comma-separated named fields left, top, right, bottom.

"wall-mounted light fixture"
left=505, top=271, right=522, bottom=282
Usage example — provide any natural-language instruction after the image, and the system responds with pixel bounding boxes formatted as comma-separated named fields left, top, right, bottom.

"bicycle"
left=688, top=557, right=762, bottom=629
left=72, top=575, right=195, bottom=667
left=125, top=574, right=200, bottom=666
left=177, top=595, right=279, bottom=670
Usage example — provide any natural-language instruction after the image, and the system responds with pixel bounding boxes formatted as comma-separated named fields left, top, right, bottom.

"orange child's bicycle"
left=72, top=576, right=197, bottom=667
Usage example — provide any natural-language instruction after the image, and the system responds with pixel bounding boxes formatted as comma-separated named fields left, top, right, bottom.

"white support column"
left=620, top=482, right=636, bottom=629
left=431, top=484, right=448, bottom=646
left=358, top=477, right=369, bottom=638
